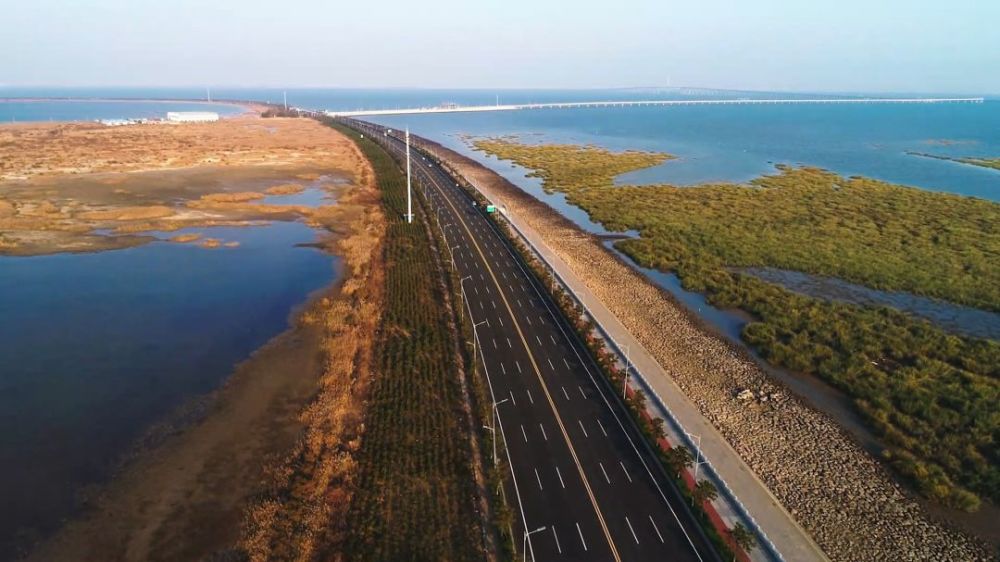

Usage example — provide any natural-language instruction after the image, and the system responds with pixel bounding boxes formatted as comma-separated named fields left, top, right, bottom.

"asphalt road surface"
left=345, top=119, right=720, bottom=562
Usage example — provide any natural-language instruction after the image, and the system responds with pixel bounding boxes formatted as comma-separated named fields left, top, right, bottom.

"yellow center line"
left=420, top=165, right=623, bottom=562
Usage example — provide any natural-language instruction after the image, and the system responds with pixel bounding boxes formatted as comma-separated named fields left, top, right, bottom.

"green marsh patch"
left=473, top=138, right=1000, bottom=512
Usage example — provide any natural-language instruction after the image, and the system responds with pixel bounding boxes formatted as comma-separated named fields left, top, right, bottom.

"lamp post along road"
left=487, top=397, right=509, bottom=465
left=621, top=343, right=632, bottom=398
left=523, top=526, right=546, bottom=562
left=459, top=276, right=472, bottom=321
left=472, top=319, right=489, bottom=374
left=405, top=128, right=413, bottom=224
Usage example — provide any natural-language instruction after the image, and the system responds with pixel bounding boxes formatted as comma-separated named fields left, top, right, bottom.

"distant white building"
left=166, top=111, right=220, bottom=123
left=98, top=118, right=135, bottom=127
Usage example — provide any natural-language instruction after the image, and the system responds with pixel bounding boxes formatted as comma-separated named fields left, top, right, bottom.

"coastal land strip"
left=907, top=151, right=1000, bottom=172
left=412, top=135, right=996, bottom=561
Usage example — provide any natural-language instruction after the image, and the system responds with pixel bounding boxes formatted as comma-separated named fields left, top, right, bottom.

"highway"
left=343, top=118, right=721, bottom=562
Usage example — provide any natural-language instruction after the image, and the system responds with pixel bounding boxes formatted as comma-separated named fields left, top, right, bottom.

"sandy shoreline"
left=24, top=178, right=383, bottom=560
left=5, top=117, right=385, bottom=560
left=414, top=136, right=995, bottom=561
left=0, top=97, right=269, bottom=117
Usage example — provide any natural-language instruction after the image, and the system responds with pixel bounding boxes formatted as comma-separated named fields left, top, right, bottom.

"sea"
left=1, top=87, right=997, bottom=556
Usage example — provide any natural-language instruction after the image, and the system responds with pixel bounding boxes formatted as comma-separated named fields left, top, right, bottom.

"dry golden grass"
left=0, top=117, right=358, bottom=180
left=0, top=117, right=370, bottom=256
left=199, top=192, right=265, bottom=203
left=199, top=238, right=222, bottom=249
left=265, top=183, right=305, bottom=195
left=238, top=144, right=385, bottom=562
left=0, top=199, right=14, bottom=218
left=78, top=205, right=175, bottom=221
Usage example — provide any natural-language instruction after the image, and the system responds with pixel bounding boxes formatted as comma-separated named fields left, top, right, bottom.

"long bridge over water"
left=324, top=96, right=984, bottom=117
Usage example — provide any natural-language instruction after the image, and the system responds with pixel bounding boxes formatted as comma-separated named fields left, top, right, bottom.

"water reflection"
left=739, top=267, right=1000, bottom=340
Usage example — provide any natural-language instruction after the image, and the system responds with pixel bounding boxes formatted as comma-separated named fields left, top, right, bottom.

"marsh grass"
left=265, top=183, right=306, bottom=195
left=473, top=138, right=1000, bottom=511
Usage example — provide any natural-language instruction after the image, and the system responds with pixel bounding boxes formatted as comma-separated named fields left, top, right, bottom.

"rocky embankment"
left=417, top=137, right=994, bottom=561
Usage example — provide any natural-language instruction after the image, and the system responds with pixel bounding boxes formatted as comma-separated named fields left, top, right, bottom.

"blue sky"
left=3, top=0, right=997, bottom=93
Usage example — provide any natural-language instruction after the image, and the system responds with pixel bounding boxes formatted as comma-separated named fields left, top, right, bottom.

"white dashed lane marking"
left=626, top=516, right=639, bottom=544
left=620, top=462, right=633, bottom=483
left=649, top=516, right=665, bottom=543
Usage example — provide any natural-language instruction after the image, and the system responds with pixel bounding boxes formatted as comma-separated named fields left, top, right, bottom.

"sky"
left=3, top=0, right=998, bottom=93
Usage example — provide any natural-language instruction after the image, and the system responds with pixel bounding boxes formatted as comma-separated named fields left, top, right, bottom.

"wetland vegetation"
left=473, top=139, right=1000, bottom=512
left=907, top=151, right=1000, bottom=172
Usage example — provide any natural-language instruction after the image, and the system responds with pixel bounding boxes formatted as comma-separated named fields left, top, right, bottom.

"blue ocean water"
left=0, top=222, right=335, bottom=554
left=6, top=88, right=996, bottom=203
left=0, top=98, right=244, bottom=123
left=367, top=100, right=1000, bottom=201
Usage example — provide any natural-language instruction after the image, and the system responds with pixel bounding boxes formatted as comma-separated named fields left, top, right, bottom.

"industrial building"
left=165, top=111, right=219, bottom=123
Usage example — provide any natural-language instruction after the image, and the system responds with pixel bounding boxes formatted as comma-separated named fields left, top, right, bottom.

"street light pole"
left=440, top=223, right=454, bottom=245
left=405, top=128, right=413, bottom=224
left=686, top=432, right=706, bottom=480
left=472, top=319, right=489, bottom=371
left=522, top=526, right=546, bottom=562
left=460, top=276, right=472, bottom=322
left=623, top=343, right=632, bottom=398
left=487, top=397, right=508, bottom=465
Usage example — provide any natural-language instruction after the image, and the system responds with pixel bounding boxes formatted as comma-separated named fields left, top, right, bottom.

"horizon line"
left=1, top=84, right=997, bottom=97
